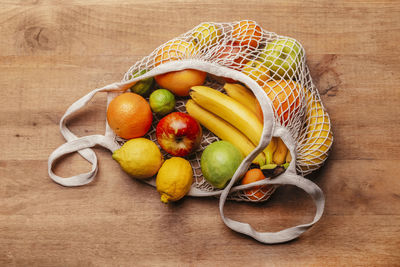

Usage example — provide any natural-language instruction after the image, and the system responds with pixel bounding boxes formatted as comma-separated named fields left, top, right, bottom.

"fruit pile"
left=108, top=20, right=332, bottom=203
left=108, top=68, right=207, bottom=204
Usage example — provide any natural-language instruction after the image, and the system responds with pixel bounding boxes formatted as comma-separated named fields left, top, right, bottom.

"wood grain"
left=1, top=0, right=399, bottom=266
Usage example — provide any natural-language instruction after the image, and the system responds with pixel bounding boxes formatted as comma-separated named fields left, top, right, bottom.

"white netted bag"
left=48, top=21, right=333, bottom=244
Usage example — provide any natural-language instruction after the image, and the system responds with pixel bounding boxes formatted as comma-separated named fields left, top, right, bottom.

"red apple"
left=156, top=112, right=202, bottom=156
left=213, top=41, right=248, bottom=70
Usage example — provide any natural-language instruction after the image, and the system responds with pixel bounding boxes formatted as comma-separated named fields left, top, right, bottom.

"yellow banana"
left=298, top=90, right=333, bottom=172
left=190, top=85, right=275, bottom=160
left=186, top=100, right=266, bottom=165
left=272, top=137, right=288, bottom=165
left=223, top=83, right=262, bottom=121
left=264, top=137, right=277, bottom=165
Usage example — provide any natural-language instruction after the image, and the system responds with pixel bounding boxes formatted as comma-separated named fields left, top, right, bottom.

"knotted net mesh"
left=113, top=20, right=332, bottom=202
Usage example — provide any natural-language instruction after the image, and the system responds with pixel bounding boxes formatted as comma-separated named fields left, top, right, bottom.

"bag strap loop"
left=48, top=81, right=133, bottom=187
left=48, top=135, right=117, bottom=186
left=216, top=124, right=325, bottom=244
left=218, top=170, right=325, bottom=244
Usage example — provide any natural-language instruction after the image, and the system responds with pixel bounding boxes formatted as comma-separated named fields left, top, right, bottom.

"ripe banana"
left=190, top=85, right=276, bottom=160
left=223, top=83, right=262, bottom=121
left=186, top=100, right=266, bottom=165
left=264, top=137, right=277, bottom=165
left=297, top=90, right=333, bottom=172
left=272, top=137, right=288, bottom=165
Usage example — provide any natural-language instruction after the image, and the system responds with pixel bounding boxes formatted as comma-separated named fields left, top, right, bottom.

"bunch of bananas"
left=186, top=84, right=290, bottom=169
left=186, top=82, right=332, bottom=175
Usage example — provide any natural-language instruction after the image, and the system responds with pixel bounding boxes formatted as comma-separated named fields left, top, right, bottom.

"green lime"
left=129, top=69, right=154, bottom=97
left=149, top=89, right=176, bottom=116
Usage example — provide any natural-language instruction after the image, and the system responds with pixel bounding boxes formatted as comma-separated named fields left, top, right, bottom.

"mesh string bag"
left=48, top=20, right=333, bottom=244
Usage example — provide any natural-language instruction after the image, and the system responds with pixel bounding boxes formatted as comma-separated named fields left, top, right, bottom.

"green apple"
left=259, top=37, right=303, bottom=80
left=191, top=23, right=221, bottom=48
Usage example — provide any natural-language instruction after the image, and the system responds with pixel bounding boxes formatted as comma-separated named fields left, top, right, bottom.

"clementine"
left=263, top=80, right=301, bottom=126
left=155, top=69, right=206, bottom=97
left=107, top=92, right=153, bottom=139
left=154, top=40, right=197, bottom=67
left=241, top=168, right=272, bottom=201
left=232, top=20, right=262, bottom=49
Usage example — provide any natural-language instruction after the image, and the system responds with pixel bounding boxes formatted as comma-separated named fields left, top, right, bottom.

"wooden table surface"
left=1, top=0, right=399, bottom=266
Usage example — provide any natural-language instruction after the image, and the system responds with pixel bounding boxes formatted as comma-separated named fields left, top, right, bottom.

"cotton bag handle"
left=47, top=82, right=130, bottom=186
left=217, top=126, right=325, bottom=244
left=197, top=70, right=325, bottom=244
left=47, top=60, right=243, bottom=186
left=47, top=60, right=325, bottom=244
left=48, top=60, right=272, bottom=186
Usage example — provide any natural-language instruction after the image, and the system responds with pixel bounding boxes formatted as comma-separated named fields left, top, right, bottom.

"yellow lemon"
left=156, top=157, right=193, bottom=204
left=112, top=138, right=164, bottom=179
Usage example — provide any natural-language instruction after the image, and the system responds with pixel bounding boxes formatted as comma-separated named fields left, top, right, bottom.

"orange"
left=154, top=40, right=197, bottom=67
left=232, top=20, right=262, bottom=49
left=241, top=168, right=272, bottom=201
left=263, top=80, right=301, bottom=126
left=107, top=92, right=153, bottom=139
left=155, top=69, right=206, bottom=96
